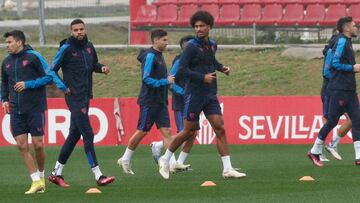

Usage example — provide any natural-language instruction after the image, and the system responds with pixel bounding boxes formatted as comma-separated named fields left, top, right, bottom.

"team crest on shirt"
left=5, top=63, right=11, bottom=69
left=37, top=128, right=42, bottom=132
left=71, top=51, right=78, bottom=57
left=86, top=47, right=92, bottom=54
left=189, top=113, right=195, bottom=120
left=22, top=60, right=30, bottom=67
left=339, top=100, right=345, bottom=106
left=81, top=107, right=87, bottom=114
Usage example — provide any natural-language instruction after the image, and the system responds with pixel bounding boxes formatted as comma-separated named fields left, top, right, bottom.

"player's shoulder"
left=187, top=38, right=200, bottom=47
left=209, top=39, right=217, bottom=46
left=87, top=40, right=95, bottom=48
left=23, top=46, right=44, bottom=60
left=2, top=54, right=11, bottom=63
left=172, top=55, right=181, bottom=65
left=334, top=34, right=350, bottom=49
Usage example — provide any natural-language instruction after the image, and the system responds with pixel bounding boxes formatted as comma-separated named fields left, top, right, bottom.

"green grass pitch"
left=1, top=144, right=360, bottom=203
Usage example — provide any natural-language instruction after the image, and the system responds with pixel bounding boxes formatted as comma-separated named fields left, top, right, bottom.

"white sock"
left=37, top=170, right=44, bottom=178
left=122, top=148, right=134, bottom=163
left=163, top=149, right=174, bottom=163
left=354, top=141, right=360, bottom=160
left=156, top=141, right=164, bottom=149
left=52, top=161, right=64, bottom=176
left=331, top=135, right=342, bottom=148
left=30, top=172, right=40, bottom=182
left=310, top=137, right=324, bottom=154
left=177, top=151, right=189, bottom=165
left=221, top=155, right=233, bottom=172
left=170, top=154, right=177, bottom=166
left=91, top=166, right=103, bottom=180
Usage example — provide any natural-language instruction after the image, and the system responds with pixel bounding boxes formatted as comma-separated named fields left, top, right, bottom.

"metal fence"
left=0, top=0, right=354, bottom=46
left=0, top=0, right=129, bottom=46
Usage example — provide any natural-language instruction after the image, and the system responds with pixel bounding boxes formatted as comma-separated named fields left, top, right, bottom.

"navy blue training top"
left=1, top=45, right=52, bottom=114
left=176, top=37, right=224, bottom=97
left=328, top=33, right=356, bottom=91
left=137, top=47, right=169, bottom=106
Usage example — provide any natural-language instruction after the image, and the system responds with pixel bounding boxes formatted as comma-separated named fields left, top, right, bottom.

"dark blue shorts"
left=10, top=112, right=45, bottom=137
left=183, top=94, right=222, bottom=122
left=172, top=93, right=185, bottom=112
left=137, top=105, right=170, bottom=132
left=321, top=78, right=330, bottom=119
left=173, top=110, right=183, bottom=132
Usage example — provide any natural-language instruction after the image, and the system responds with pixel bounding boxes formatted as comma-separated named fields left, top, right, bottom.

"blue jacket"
left=169, top=55, right=185, bottom=111
left=176, top=37, right=224, bottom=96
left=50, top=36, right=104, bottom=101
left=1, top=45, right=52, bottom=114
left=322, top=34, right=338, bottom=80
left=169, top=55, right=185, bottom=96
left=328, top=33, right=356, bottom=91
left=137, top=47, right=169, bottom=106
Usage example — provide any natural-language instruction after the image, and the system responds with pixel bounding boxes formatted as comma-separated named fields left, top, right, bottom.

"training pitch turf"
left=1, top=144, right=360, bottom=203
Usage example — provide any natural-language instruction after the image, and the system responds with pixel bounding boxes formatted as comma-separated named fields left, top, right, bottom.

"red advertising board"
left=0, top=96, right=353, bottom=146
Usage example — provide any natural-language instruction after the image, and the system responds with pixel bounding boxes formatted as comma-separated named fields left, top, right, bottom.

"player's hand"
left=102, top=66, right=110, bottom=75
left=2, top=102, right=10, bottom=114
left=168, top=75, right=175, bottom=84
left=204, top=72, right=216, bottom=84
left=64, top=88, right=71, bottom=96
left=222, top=66, right=230, bottom=76
left=353, top=64, right=360, bottom=72
left=14, top=81, right=26, bottom=92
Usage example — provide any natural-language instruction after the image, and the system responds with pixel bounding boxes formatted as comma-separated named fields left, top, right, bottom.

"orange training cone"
left=85, top=188, right=102, bottom=194
left=201, top=181, right=216, bottom=187
left=299, top=176, right=315, bottom=181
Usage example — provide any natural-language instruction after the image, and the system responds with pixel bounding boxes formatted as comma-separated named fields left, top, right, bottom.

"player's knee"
left=16, top=142, right=28, bottom=152
left=325, top=119, right=338, bottom=128
left=161, top=128, right=172, bottom=137
left=188, top=130, right=196, bottom=138
left=33, top=141, right=44, bottom=151
left=83, top=136, right=94, bottom=145
left=213, top=125, right=225, bottom=136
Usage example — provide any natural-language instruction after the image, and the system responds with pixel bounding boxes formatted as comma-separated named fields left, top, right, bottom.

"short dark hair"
left=179, top=35, right=193, bottom=49
left=70, top=19, right=85, bottom=28
left=150, top=29, right=167, bottom=43
left=3, top=30, right=26, bottom=45
left=337, top=16, right=353, bottom=33
left=190, top=11, right=214, bottom=28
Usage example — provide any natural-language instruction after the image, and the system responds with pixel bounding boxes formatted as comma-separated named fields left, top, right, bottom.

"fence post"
left=128, top=21, right=131, bottom=45
left=38, top=0, right=46, bottom=46
left=16, top=0, right=23, bottom=18
left=253, top=23, right=257, bottom=45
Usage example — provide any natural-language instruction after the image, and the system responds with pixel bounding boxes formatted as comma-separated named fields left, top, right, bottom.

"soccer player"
left=158, top=11, right=246, bottom=179
left=151, top=35, right=195, bottom=173
left=320, top=29, right=352, bottom=161
left=308, top=16, right=360, bottom=167
left=48, top=19, right=115, bottom=187
left=117, top=29, right=175, bottom=175
left=1, top=30, right=52, bottom=194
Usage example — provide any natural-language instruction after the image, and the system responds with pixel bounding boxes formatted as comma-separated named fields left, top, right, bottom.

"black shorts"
left=183, top=94, right=222, bottom=123
left=10, top=112, right=45, bottom=137
left=137, top=105, right=170, bottom=132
